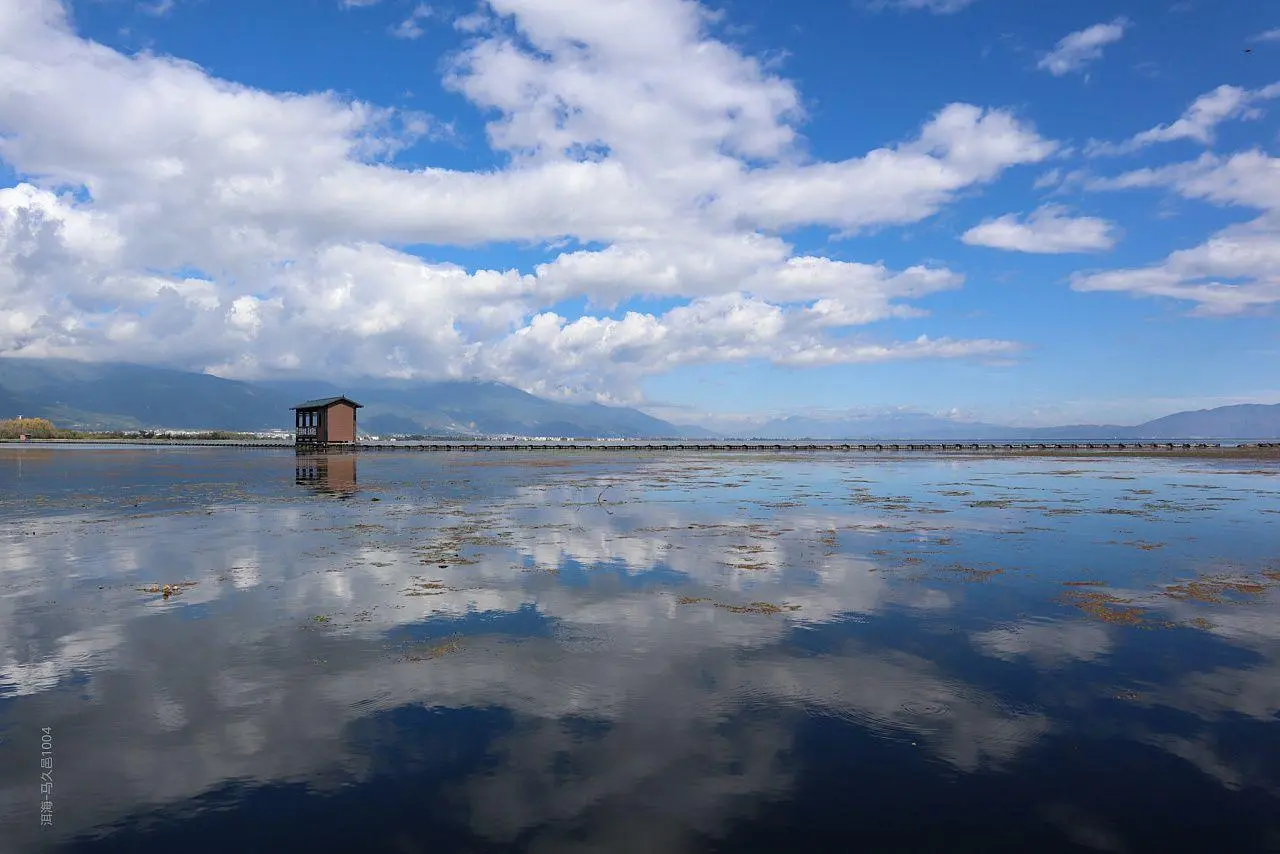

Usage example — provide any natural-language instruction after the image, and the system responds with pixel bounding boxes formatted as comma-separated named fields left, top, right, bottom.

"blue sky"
left=0, top=0, right=1278, bottom=427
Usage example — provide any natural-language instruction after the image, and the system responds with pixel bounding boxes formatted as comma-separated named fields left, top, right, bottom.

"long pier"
left=303, top=440, right=1266, bottom=453
left=10, top=439, right=1280, bottom=452
left=345, top=441, right=1251, bottom=452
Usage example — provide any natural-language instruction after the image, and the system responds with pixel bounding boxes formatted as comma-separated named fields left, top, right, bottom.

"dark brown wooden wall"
left=324, top=402, right=357, bottom=443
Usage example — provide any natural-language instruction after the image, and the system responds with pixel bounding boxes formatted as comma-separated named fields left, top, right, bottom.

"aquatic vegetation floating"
left=1139, top=500, right=1215, bottom=512
left=401, top=639, right=463, bottom=662
left=847, top=522, right=916, bottom=533
left=674, top=596, right=799, bottom=614
left=1162, top=575, right=1275, bottom=605
left=410, top=521, right=510, bottom=566
left=404, top=580, right=452, bottom=597
left=937, top=563, right=1003, bottom=582
left=136, top=581, right=198, bottom=599
left=715, top=601, right=801, bottom=615
left=1059, top=590, right=1146, bottom=626
left=1120, top=540, right=1166, bottom=551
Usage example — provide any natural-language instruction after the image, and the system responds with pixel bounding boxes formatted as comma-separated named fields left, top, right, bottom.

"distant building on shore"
left=291, top=396, right=363, bottom=447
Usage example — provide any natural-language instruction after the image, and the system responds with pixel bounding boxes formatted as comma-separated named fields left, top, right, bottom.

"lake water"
left=2, top=447, right=1279, bottom=853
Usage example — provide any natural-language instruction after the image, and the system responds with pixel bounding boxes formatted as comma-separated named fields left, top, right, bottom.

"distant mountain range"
left=1, top=357, right=1278, bottom=440
left=251, top=375, right=709, bottom=438
left=0, top=358, right=709, bottom=438
left=717, top=406, right=1280, bottom=440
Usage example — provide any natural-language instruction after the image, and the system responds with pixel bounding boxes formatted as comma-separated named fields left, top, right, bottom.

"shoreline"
left=3, top=438, right=1279, bottom=460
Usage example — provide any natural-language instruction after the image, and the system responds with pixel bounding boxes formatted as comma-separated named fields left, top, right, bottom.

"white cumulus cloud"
left=392, top=3, right=433, bottom=39
left=1088, top=82, right=1280, bottom=156
left=961, top=205, right=1118, bottom=254
left=1077, top=151, right=1280, bottom=315
left=1037, top=18, right=1129, bottom=77
left=0, top=0, right=1052, bottom=404
left=869, top=0, right=977, bottom=13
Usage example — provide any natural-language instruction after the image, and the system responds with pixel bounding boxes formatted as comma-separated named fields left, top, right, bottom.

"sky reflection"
left=1, top=448, right=1278, bottom=852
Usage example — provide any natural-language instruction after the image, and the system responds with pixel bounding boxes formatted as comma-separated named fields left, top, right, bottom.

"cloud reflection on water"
left=0, top=449, right=1278, bottom=851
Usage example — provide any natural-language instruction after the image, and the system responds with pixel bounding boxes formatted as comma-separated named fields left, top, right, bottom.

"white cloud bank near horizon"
left=0, top=0, right=1052, bottom=407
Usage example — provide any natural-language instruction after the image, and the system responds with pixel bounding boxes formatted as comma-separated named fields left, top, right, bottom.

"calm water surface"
left=2, top=447, right=1279, bottom=853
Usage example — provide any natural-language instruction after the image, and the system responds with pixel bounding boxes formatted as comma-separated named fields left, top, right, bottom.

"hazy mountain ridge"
left=0, top=358, right=281, bottom=431
left=714, top=405, right=1280, bottom=440
left=729, top=413, right=1133, bottom=441
left=250, top=377, right=709, bottom=438
left=1129, top=404, right=1280, bottom=439
left=0, top=359, right=708, bottom=438
left=1, top=358, right=1277, bottom=439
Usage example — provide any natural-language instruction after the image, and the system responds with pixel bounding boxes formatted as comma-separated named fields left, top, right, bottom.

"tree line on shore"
left=0, top=417, right=252, bottom=441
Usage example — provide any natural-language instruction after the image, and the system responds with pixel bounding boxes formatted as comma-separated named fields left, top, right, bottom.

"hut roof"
left=290, top=396, right=363, bottom=410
